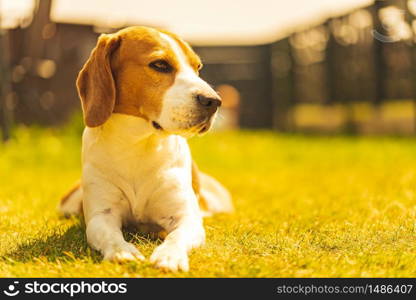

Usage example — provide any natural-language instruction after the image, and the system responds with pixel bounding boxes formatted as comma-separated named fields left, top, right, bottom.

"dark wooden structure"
left=1, top=0, right=416, bottom=134
left=6, top=0, right=98, bottom=126
left=195, top=46, right=272, bottom=128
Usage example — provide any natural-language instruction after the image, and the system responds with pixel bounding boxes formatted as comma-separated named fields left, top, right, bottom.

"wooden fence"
left=1, top=0, right=415, bottom=139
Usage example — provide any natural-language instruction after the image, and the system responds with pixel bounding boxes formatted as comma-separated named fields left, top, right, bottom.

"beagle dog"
left=59, top=26, right=233, bottom=272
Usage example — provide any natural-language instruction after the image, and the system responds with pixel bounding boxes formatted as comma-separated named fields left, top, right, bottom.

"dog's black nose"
left=196, top=95, right=222, bottom=108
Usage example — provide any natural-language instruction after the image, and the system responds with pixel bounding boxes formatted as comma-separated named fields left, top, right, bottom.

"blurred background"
left=0, top=0, right=416, bottom=139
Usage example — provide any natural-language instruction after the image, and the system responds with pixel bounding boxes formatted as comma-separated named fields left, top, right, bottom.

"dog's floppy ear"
left=76, top=34, right=121, bottom=127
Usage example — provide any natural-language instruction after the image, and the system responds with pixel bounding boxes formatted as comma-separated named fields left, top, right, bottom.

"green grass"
left=1, top=121, right=416, bottom=277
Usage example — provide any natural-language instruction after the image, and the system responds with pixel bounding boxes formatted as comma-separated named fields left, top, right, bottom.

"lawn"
left=1, top=121, right=416, bottom=277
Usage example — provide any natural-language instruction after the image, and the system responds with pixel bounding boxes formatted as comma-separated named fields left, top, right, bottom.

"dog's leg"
left=197, top=171, right=234, bottom=216
left=150, top=216, right=205, bottom=272
left=86, top=213, right=144, bottom=261
left=149, top=190, right=205, bottom=272
left=192, top=161, right=233, bottom=216
left=59, top=181, right=83, bottom=216
left=83, top=178, right=144, bottom=262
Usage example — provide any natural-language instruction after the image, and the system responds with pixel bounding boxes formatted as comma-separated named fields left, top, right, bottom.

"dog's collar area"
left=198, top=125, right=208, bottom=134
left=152, top=121, right=163, bottom=130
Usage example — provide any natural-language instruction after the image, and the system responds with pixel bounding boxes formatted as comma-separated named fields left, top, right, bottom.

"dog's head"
left=77, top=26, right=221, bottom=136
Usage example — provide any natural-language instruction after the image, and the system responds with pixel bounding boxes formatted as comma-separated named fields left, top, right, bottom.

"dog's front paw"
left=103, top=242, right=145, bottom=262
left=150, top=244, right=189, bottom=272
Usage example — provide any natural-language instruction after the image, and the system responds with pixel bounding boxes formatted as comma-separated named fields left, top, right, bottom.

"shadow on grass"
left=2, top=218, right=161, bottom=264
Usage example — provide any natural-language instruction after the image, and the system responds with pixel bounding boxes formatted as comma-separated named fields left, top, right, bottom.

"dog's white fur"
left=60, top=29, right=232, bottom=272
left=82, top=114, right=204, bottom=271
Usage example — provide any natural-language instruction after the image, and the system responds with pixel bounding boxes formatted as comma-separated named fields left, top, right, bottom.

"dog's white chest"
left=82, top=114, right=193, bottom=223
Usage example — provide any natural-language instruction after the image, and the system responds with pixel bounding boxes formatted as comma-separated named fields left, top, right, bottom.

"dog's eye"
left=197, top=64, right=203, bottom=71
left=149, top=60, right=173, bottom=73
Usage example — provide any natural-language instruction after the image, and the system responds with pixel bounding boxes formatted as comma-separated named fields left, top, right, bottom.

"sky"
left=2, top=0, right=374, bottom=45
